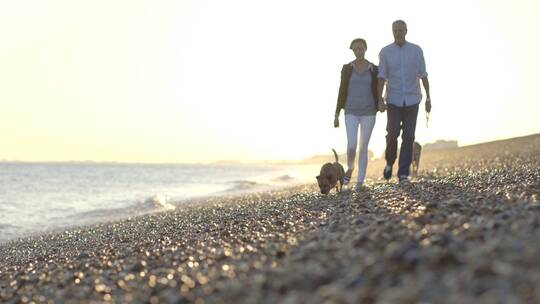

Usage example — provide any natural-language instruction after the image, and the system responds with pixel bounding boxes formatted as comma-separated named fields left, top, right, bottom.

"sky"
left=1, top=0, right=539, bottom=163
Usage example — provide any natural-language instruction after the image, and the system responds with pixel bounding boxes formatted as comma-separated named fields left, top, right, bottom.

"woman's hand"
left=334, top=115, right=339, bottom=128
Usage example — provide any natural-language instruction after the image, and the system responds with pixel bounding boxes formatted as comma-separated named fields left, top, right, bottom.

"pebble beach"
left=1, top=134, right=540, bottom=303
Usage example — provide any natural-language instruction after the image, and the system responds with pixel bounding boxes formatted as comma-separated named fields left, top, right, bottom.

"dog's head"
left=316, top=175, right=332, bottom=195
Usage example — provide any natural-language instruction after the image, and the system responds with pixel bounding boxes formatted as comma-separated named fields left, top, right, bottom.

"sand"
left=1, top=134, right=539, bottom=303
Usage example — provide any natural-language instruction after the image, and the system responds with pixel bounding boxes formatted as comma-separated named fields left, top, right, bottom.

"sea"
left=0, top=162, right=319, bottom=244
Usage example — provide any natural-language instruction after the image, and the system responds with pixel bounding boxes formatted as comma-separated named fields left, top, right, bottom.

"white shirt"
left=378, top=41, right=428, bottom=107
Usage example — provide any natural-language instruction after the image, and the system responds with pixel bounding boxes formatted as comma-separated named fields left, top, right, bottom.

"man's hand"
left=425, top=97, right=432, bottom=113
left=334, top=116, right=339, bottom=128
left=377, top=98, right=386, bottom=112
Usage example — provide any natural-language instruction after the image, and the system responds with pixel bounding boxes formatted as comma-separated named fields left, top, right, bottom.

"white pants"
left=345, top=114, right=376, bottom=184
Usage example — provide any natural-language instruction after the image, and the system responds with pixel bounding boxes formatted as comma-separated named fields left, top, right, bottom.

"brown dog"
left=316, top=149, right=345, bottom=194
left=412, top=141, right=422, bottom=177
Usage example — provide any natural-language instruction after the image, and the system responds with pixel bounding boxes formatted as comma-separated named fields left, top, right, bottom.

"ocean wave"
left=1, top=195, right=179, bottom=243
left=217, top=173, right=303, bottom=195
left=0, top=223, right=19, bottom=230
left=0, top=224, right=22, bottom=244
left=52, top=194, right=176, bottom=228
left=227, top=180, right=259, bottom=190
left=142, top=194, right=176, bottom=211
left=215, top=180, right=271, bottom=194
left=273, top=174, right=296, bottom=182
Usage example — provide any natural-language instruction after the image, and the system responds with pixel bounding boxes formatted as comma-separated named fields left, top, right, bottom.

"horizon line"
left=2, top=132, right=538, bottom=165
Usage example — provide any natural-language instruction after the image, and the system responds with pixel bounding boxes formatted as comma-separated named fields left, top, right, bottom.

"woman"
left=334, top=38, right=379, bottom=188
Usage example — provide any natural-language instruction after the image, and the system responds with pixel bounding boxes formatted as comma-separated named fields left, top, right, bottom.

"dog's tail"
left=332, top=148, right=339, bottom=162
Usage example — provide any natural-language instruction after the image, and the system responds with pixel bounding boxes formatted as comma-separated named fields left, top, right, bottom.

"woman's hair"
left=349, top=38, right=367, bottom=49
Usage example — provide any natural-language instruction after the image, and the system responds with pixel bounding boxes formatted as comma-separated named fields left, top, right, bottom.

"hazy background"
left=2, top=0, right=539, bottom=163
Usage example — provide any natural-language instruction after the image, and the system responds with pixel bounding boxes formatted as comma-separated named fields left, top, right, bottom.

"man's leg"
left=397, top=104, right=420, bottom=178
left=385, top=105, right=402, bottom=167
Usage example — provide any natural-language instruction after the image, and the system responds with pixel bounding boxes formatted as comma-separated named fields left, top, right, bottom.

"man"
left=377, top=20, right=431, bottom=184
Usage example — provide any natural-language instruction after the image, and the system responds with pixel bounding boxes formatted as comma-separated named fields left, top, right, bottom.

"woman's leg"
left=344, top=114, right=360, bottom=173
left=357, top=115, right=376, bottom=185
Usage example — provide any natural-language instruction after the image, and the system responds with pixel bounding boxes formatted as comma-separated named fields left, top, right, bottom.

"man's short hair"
left=349, top=38, right=367, bottom=49
left=392, top=20, right=407, bottom=28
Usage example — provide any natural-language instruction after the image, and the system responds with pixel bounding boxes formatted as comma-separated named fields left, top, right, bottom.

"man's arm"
left=421, top=77, right=431, bottom=113
left=418, top=47, right=431, bottom=113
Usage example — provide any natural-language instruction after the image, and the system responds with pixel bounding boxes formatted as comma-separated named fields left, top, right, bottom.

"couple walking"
left=334, top=20, right=432, bottom=188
